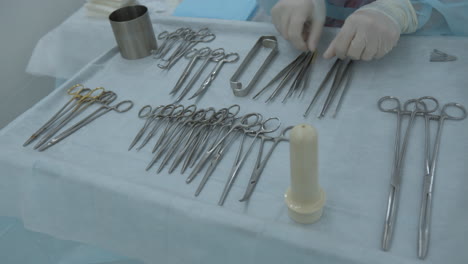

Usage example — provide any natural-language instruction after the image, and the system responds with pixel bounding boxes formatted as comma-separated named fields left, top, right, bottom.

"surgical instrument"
left=188, top=52, right=240, bottom=100
left=38, top=97, right=134, bottom=151
left=24, top=84, right=88, bottom=146
left=239, top=126, right=293, bottom=202
left=218, top=117, right=281, bottom=206
left=230, top=36, right=278, bottom=97
left=317, top=59, right=352, bottom=118
left=378, top=96, right=438, bottom=251
left=170, top=47, right=211, bottom=95
left=417, top=102, right=466, bottom=259
left=33, top=87, right=106, bottom=149
left=174, top=48, right=225, bottom=102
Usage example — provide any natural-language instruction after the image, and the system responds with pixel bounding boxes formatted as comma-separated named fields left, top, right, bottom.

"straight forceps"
left=189, top=52, right=240, bottom=100
left=24, top=84, right=88, bottom=146
left=137, top=104, right=183, bottom=151
left=170, top=47, right=211, bottom=95
left=186, top=113, right=261, bottom=183
left=128, top=105, right=164, bottom=151
left=175, top=48, right=225, bottom=102
left=239, top=126, right=293, bottom=202
left=38, top=93, right=133, bottom=151
left=253, top=52, right=307, bottom=100
left=378, top=96, right=438, bottom=251
left=218, top=117, right=281, bottom=206
left=33, top=87, right=105, bottom=149
left=417, top=102, right=466, bottom=259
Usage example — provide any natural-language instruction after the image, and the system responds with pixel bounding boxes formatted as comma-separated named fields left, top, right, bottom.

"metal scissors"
left=218, top=117, right=281, bottom=206
left=175, top=48, right=225, bottom=102
left=378, top=96, right=438, bottom=251
left=239, top=126, right=293, bottom=202
left=170, top=47, right=212, bottom=95
left=189, top=52, right=240, bottom=100
left=417, top=101, right=466, bottom=259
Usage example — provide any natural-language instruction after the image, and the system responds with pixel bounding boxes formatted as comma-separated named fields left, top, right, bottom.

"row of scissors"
left=24, top=84, right=133, bottom=151
left=170, top=47, right=240, bottom=102
left=153, top=27, right=216, bottom=70
left=378, top=96, right=466, bottom=259
left=129, top=104, right=291, bottom=205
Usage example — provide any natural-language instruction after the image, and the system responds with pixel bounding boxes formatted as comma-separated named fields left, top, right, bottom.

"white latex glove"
left=324, top=0, right=418, bottom=61
left=271, top=0, right=326, bottom=51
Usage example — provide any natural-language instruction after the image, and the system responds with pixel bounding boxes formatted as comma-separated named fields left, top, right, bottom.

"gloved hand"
left=323, top=0, right=418, bottom=61
left=271, top=0, right=326, bottom=51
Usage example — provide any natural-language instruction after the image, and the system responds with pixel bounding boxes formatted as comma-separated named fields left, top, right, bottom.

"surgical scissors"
left=170, top=47, right=211, bottom=95
left=175, top=48, right=225, bottom=102
left=378, top=96, right=438, bottom=251
left=417, top=101, right=466, bottom=259
left=218, top=117, right=281, bottom=206
left=188, top=52, right=240, bottom=100
left=239, top=126, right=293, bottom=202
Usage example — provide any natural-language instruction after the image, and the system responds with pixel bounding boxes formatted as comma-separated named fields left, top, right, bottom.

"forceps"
left=24, top=84, right=88, bottom=146
left=378, top=96, right=438, bottom=251
left=128, top=105, right=164, bottom=151
left=38, top=96, right=134, bottom=151
left=417, top=102, right=466, bottom=259
left=186, top=113, right=261, bottom=183
left=33, top=87, right=105, bottom=149
left=175, top=48, right=225, bottom=102
left=189, top=52, right=240, bottom=100
left=170, top=47, right=211, bottom=95
left=137, top=104, right=182, bottom=151
left=218, top=117, right=281, bottom=206
left=239, top=126, right=293, bottom=202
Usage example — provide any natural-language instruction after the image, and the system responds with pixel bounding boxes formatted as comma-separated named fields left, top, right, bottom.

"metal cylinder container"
left=109, top=5, right=157, bottom=60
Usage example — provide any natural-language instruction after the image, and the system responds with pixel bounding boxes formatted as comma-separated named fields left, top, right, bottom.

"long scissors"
left=189, top=52, right=240, bottom=100
left=239, top=126, right=293, bottom=202
left=378, top=96, right=438, bottom=251
left=417, top=102, right=466, bottom=259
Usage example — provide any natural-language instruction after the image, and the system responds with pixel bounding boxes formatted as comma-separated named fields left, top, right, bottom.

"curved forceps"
left=218, top=117, right=281, bottom=206
left=240, top=125, right=293, bottom=202
left=417, top=101, right=466, bottom=259
left=379, top=96, right=438, bottom=251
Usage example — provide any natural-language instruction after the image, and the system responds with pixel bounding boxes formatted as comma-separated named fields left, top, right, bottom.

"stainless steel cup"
left=109, top=5, right=157, bottom=60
